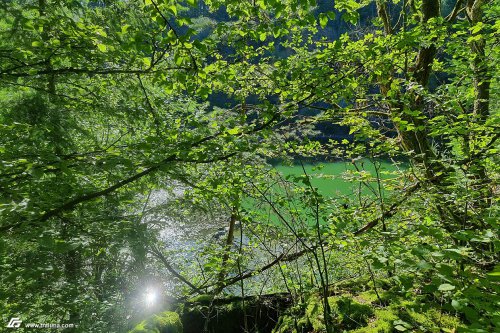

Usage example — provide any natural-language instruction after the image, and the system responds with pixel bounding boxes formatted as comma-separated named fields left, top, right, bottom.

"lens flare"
left=145, top=289, right=157, bottom=307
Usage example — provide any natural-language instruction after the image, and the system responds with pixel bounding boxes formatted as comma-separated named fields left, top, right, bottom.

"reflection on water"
left=146, top=187, right=228, bottom=249
left=141, top=186, right=248, bottom=292
left=140, top=160, right=402, bottom=296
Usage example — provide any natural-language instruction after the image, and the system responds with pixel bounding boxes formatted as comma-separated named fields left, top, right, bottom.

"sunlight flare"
left=144, top=289, right=157, bottom=307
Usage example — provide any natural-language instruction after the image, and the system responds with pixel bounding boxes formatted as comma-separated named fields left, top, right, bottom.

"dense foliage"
left=0, top=0, right=498, bottom=332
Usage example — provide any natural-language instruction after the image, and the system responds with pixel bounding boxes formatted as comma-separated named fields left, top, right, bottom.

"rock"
left=180, top=293, right=293, bottom=333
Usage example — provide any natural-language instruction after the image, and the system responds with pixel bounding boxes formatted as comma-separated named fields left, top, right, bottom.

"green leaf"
left=487, top=264, right=500, bottom=276
left=97, top=44, right=107, bottom=52
left=319, top=13, right=328, bottom=28
left=487, top=265, right=500, bottom=281
left=451, top=299, right=464, bottom=310
left=121, top=25, right=130, bottom=34
left=438, top=283, right=455, bottom=291
left=326, top=11, right=336, bottom=20
left=393, top=320, right=411, bottom=331
left=169, top=4, right=178, bottom=16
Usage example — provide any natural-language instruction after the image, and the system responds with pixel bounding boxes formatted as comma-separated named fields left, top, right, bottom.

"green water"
left=273, top=159, right=400, bottom=198
left=242, top=159, right=403, bottom=228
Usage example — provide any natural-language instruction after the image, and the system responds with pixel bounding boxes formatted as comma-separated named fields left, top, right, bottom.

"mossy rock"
left=350, top=308, right=398, bottom=333
left=354, top=290, right=393, bottom=305
left=395, top=304, right=462, bottom=332
left=273, top=289, right=464, bottom=333
left=274, top=294, right=374, bottom=332
left=333, top=296, right=374, bottom=329
left=186, top=294, right=214, bottom=304
left=272, top=313, right=310, bottom=333
left=129, top=311, right=183, bottom=333
left=181, top=295, right=291, bottom=333
left=352, top=297, right=462, bottom=332
left=272, top=302, right=316, bottom=333
left=182, top=299, right=262, bottom=332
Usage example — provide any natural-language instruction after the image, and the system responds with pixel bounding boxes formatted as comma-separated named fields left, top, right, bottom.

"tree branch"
left=194, top=181, right=422, bottom=293
left=150, top=245, right=203, bottom=293
left=0, top=66, right=188, bottom=78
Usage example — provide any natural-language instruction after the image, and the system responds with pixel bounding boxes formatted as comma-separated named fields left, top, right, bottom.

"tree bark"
left=217, top=208, right=238, bottom=290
